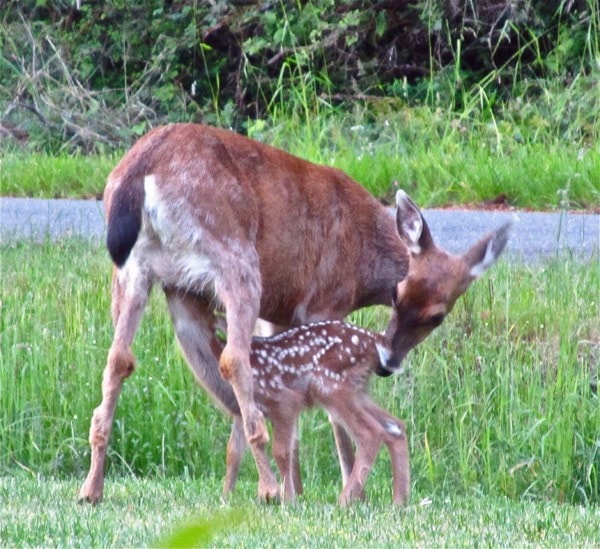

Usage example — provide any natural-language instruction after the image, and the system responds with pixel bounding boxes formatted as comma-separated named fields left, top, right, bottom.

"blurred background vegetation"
left=1, top=0, right=598, bottom=153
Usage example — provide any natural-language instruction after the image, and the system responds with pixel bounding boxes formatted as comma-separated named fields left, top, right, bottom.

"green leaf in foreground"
left=156, top=509, right=246, bottom=548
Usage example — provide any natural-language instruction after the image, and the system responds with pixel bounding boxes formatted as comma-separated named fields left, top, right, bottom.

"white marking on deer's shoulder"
left=351, top=334, right=360, bottom=346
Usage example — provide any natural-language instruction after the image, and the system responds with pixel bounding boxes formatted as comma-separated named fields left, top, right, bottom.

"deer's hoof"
left=78, top=479, right=103, bottom=505
left=245, top=409, right=269, bottom=445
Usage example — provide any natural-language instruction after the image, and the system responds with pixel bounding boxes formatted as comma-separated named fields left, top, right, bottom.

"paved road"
left=1, top=197, right=598, bottom=262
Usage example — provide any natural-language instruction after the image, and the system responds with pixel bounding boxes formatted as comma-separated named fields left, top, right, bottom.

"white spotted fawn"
left=223, top=317, right=409, bottom=506
left=221, top=206, right=513, bottom=505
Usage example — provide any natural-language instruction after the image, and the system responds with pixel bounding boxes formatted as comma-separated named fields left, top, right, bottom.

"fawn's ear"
left=395, top=189, right=434, bottom=255
left=463, top=217, right=516, bottom=279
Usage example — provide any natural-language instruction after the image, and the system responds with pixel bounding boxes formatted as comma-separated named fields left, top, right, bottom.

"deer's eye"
left=428, top=313, right=445, bottom=327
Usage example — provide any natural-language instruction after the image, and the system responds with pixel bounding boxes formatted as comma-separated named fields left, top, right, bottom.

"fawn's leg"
left=291, top=424, right=303, bottom=496
left=330, top=418, right=355, bottom=486
left=335, top=401, right=384, bottom=506
left=79, top=267, right=150, bottom=504
left=223, top=416, right=247, bottom=498
left=387, top=426, right=410, bottom=505
left=270, top=410, right=301, bottom=503
left=165, top=290, right=279, bottom=502
left=254, top=319, right=304, bottom=496
left=366, top=403, right=410, bottom=505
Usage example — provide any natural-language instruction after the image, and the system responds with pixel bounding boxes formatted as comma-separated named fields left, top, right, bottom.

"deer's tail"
left=105, top=176, right=144, bottom=268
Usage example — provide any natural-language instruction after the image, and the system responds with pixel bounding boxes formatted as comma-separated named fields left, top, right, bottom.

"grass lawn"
left=1, top=475, right=599, bottom=547
left=1, top=16, right=598, bottom=543
left=1, top=239, right=598, bottom=546
left=1, top=114, right=598, bottom=211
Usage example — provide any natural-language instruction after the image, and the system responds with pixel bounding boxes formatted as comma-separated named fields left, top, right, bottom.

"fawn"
left=220, top=318, right=411, bottom=505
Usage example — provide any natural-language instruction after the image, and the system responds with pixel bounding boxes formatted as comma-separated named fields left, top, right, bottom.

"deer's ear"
left=395, top=190, right=434, bottom=255
left=463, top=217, right=516, bottom=279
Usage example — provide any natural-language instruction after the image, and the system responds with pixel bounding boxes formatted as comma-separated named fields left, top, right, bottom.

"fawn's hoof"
left=258, top=482, right=281, bottom=504
left=338, top=485, right=366, bottom=507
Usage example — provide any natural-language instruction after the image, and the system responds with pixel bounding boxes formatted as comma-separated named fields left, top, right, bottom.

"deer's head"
left=376, top=190, right=514, bottom=376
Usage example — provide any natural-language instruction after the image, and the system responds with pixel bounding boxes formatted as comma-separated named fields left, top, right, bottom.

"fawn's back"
left=248, top=320, right=383, bottom=410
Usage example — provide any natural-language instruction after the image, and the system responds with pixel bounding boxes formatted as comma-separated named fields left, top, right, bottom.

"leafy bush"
left=0, top=1, right=598, bottom=152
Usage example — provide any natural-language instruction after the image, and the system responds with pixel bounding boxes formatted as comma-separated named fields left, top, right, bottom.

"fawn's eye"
left=428, top=313, right=445, bottom=327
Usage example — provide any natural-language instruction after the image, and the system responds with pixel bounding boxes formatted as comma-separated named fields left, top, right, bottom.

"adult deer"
left=79, top=123, right=512, bottom=503
left=220, top=319, right=410, bottom=505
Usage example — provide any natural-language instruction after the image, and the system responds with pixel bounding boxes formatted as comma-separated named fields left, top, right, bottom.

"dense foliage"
left=1, top=0, right=598, bottom=152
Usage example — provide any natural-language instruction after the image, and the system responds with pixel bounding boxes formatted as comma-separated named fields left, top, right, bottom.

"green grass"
left=1, top=240, right=598, bottom=510
left=0, top=153, right=116, bottom=199
left=259, top=114, right=600, bottom=210
left=1, top=107, right=598, bottom=210
left=1, top=476, right=599, bottom=547
left=1, top=5, right=598, bottom=544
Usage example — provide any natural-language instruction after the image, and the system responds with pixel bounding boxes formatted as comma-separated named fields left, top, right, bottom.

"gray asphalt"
left=1, top=197, right=598, bottom=263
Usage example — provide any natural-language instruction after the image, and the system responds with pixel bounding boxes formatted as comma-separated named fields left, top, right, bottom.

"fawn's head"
left=376, top=190, right=514, bottom=376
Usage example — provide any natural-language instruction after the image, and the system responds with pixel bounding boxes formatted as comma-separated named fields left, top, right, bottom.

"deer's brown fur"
left=79, top=123, right=512, bottom=503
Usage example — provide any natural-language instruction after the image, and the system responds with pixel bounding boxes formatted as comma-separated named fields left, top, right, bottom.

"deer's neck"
left=354, top=214, right=410, bottom=309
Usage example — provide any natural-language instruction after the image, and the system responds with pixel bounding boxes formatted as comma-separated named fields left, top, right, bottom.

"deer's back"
left=105, top=124, right=409, bottom=323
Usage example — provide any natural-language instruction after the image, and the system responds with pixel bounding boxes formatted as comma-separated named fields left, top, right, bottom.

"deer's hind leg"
left=213, top=261, right=273, bottom=453
left=334, top=399, right=386, bottom=506
left=365, top=403, right=410, bottom=505
left=165, top=289, right=280, bottom=502
left=79, top=266, right=151, bottom=504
